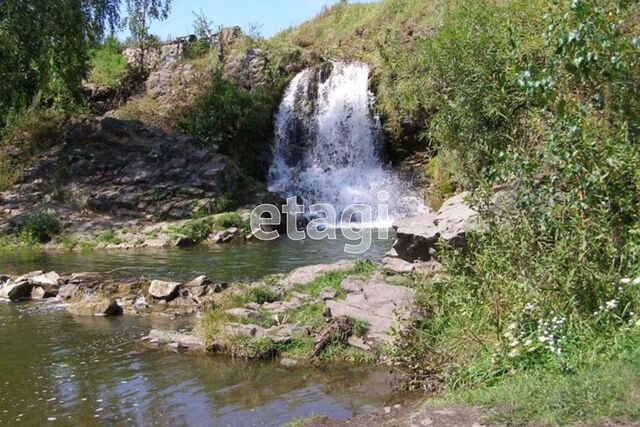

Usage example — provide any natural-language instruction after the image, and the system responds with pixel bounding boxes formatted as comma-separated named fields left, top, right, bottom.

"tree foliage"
left=0, top=0, right=173, bottom=131
left=0, top=0, right=122, bottom=128
left=123, top=0, right=171, bottom=72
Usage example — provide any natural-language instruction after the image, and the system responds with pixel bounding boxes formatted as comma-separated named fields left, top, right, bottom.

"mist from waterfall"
left=267, top=61, right=426, bottom=226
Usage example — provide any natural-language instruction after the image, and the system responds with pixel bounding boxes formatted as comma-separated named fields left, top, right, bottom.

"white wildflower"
left=621, top=278, right=632, bottom=284
left=633, top=278, right=640, bottom=285
left=605, top=299, right=619, bottom=310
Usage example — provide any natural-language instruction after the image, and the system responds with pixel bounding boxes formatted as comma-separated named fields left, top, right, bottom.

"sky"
left=118, top=0, right=377, bottom=41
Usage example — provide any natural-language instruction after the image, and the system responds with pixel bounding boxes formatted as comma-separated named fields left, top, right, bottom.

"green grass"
left=230, top=285, right=281, bottom=306
left=438, top=334, right=640, bottom=426
left=87, top=36, right=128, bottom=88
left=288, top=303, right=325, bottom=330
left=95, top=230, right=122, bottom=245
left=0, top=234, right=40, bottom=255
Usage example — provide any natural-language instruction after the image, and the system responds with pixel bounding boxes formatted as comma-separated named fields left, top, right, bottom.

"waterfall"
left=267, top=61, right=425, bottom=226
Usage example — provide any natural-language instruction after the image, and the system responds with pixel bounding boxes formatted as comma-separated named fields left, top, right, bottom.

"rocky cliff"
left=0, top=117, right=267, bottom=235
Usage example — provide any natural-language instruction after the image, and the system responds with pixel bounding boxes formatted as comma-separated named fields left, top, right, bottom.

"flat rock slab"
left=29, top=271, right=60, bottom=287
left=222, top=322, right=309, bottom=344
left=326, top=281, right=417, bottom=343
left=143, top=329, right=205, bottom=350
left=282, top=260, right=356, bottom=290
left=382, top=257, right=415, bottom=274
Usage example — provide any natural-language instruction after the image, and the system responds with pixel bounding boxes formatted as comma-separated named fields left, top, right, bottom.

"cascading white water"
left=268, top=61, right=425, bottom=226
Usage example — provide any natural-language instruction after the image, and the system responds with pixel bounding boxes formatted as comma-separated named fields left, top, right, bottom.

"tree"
left=0, top=0, right=121, bottom=129
left=124, top=0, right=172, bottom=74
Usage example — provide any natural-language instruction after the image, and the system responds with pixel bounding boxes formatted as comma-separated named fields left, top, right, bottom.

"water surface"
left=0, top=234, right=393, bottom=282
left=0, top=236, right=409, bottom=426
left=0, top=302, right=407, bottom=426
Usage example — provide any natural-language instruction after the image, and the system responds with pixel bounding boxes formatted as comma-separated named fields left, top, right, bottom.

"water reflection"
left=0, top=234, right=394, bottom=283
left=0, top=299, right=410, bottom=426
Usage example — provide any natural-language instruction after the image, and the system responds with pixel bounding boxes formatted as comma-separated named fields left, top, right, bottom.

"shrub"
left=176, top=218, right=214, bottom=244
left=215, top=212, right=246, bottom=230
left=179, top=72, right=276, bottom=178
left=87, top=36, right=128, bottom=88
left=18, top=212, right=62, bottom=243
left=386, top=1, right=640, bottom=418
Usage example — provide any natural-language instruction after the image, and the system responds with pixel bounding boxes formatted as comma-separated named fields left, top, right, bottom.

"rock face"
left=0, top=117, right=263, bottom=233
left=391, top=192, right=480, bottom=262
left=223, top=48, right=269, bottom=90
left=326, top=279, right=417, bottom=344
left=148, top=280, right=181, bottom=301
left=123, top=40, right=187, bottom=76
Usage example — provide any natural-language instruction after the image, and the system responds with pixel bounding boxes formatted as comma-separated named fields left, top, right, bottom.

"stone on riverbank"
left=0, top=281, right=33, bottom=301
left=67, top=297, right=122, bottom=316
left=148, top=280, right=181, bottom=301
left=391, top=192, right=479, bottom=262
left=143, top=329, right=205, bottom=351
left=282, top=260, right=356, bottom=290
left=222, top=322, right=309, bottom=344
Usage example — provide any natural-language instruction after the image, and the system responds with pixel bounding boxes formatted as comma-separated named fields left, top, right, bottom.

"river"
left=0, top=235, right=410, bottom=426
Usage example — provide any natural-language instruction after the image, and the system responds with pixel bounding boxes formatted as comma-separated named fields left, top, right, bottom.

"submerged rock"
left=143, top=329, right=205, bottom=351
left=148, top=280, right=181, bottom=301
left=67, top=297, right=122, bottom=316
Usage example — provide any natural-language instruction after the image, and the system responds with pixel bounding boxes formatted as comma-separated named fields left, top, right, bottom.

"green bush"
left=18, top=212, right=62, bottom=243
left=215, top=212, right=246, bottom=230
left=179, top=72, right=276, bottom=178
left=87, top=36, right=128, bottom=88
left=176, top=218, right=214, bottom=244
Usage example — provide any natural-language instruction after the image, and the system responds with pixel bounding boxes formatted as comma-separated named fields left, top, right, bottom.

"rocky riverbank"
left=0, top=256, right=433, bottom=363
left=0, top=190, right=486, bottom=363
